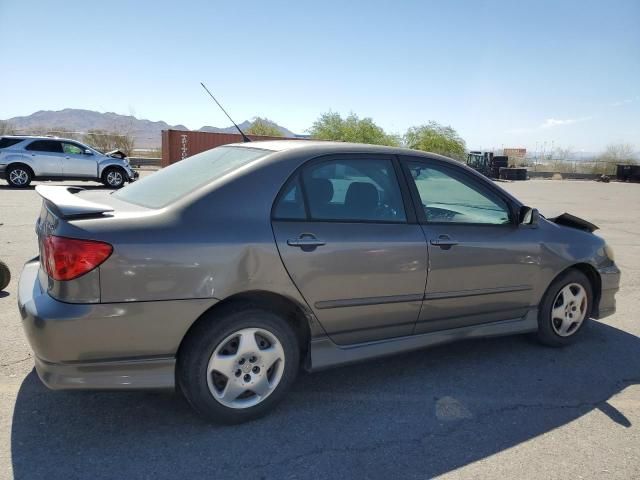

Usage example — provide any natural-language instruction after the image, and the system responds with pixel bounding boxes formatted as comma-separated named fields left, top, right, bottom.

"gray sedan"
left=18, top=141, right=620, bottom=423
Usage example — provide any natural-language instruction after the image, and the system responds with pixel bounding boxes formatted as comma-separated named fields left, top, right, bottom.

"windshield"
left=114, top=146, right=271, bottom=208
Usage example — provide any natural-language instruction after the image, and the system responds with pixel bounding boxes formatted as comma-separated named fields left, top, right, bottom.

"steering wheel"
left=375, top=203, right=398, bottom=220
left=425, top=205, right=459, bottom=222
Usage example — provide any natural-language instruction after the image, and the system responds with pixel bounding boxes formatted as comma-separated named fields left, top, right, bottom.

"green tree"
left=309, top=112, right=400, bottom=146
left=404, top=121, right=466, bottom=160
left=246, top=117, right=284, bottom=137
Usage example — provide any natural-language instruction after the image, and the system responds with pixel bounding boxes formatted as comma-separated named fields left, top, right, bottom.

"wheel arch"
left=99, top=162, right=127, bottom=178
left=546, top=262, right=602, bottom=315
left=176, top=290, right=313, bottom=369
left=7, top=161, right=35, bottom=178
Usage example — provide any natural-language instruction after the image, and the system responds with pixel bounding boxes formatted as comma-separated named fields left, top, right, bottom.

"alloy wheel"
left=106, top=170, right=123, bottom=187
left=551, top=282, right=588, bottom=337
left=9, top=169, right=29, bottom=186
left=206, top=327, right=285, bottom=409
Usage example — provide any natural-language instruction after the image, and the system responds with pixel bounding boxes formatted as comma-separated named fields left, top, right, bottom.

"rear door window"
left=272, top=175, right=307, bottom=220
left=301, top=157, right=406, bottom=223
left=25, top=140, right=63, bottom=153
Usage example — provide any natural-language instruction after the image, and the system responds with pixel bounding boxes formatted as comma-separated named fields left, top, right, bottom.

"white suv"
left=0, top=136, right=138, bottom=188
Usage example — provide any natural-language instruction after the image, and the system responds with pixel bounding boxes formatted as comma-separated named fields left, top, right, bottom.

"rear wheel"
left=0, top=261, right=10, bottom=291
left=536, top=269, right=593, bottom=347
left=177, top=306, right=299, bottom=423
left=102, top=167, right=126, bottom=188
left=7, top=165, right=32, bottom=188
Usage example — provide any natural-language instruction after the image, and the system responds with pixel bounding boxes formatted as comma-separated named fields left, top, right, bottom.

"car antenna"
left=200, top=82, right=251, bottom=143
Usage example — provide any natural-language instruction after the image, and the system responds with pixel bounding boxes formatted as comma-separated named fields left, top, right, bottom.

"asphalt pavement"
left=0, top=176, right=638, bottom=479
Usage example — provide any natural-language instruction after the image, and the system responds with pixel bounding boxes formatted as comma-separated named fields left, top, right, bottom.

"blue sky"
left=1, top=0, right=638, bottom=152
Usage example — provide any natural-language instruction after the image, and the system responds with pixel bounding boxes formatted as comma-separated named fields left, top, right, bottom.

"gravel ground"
left=0, top=176, right=638, bottom=479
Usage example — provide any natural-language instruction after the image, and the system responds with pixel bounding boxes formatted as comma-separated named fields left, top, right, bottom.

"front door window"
left=406, top=162, right=510, bottom=225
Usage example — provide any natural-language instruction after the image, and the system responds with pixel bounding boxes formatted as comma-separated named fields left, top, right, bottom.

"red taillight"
left=42, top=235, right=113, bottom=281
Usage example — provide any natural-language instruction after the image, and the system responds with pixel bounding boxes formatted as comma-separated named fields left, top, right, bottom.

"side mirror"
left=84, top=149, right=93, bottom=155
left=519, top=206, right=539, bottom=226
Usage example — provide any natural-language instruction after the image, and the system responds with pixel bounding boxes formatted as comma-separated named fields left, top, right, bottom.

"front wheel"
left=536, top=269, right=593, bottom=347
left=177, top=306, right=300, bottom=423
left=101, top=167, right=126, bottom=188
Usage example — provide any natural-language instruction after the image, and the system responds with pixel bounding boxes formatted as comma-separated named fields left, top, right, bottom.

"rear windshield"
left=0, top=138, right=25, bottom=149
left=114, top=146, right=271, bottom=208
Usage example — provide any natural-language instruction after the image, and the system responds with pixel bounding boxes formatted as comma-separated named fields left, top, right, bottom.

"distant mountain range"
left=2, top=109, right=297, bottom=149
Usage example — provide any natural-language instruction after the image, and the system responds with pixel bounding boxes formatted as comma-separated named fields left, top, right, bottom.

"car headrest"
left=344, top=182, right=379, bottom=214
left=306, top=178, right=334, bottom=204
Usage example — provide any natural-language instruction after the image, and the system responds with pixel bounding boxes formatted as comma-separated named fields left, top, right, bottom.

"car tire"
left=0, top=260, right=10, bottom=291
left=177, top=305, right=300, bottom=424
left=6, top=164, right=32, bottom=188
left=536, top=269, right=593, bottom=347
left=102, top=167, right=126, bottom=189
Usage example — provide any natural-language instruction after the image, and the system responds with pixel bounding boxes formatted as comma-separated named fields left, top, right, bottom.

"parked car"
left=0, top=136, right=138, bottom=188
left=18, top=141, right=620, bottom=423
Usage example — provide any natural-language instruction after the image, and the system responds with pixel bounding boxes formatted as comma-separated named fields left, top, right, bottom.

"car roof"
left=226, top=139, right=458, bottom=163
left=227, top=139, right=405, bottom=153
left=0, top=135, right=81, bottom=142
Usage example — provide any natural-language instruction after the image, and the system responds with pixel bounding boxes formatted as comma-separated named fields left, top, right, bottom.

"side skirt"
left=309, top=309, right=538, bottom=371
left=32, top=176, right=101, bottom=182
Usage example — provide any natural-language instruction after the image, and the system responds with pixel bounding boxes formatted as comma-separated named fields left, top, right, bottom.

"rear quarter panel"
left=84, top=150, right=323, bottom=332
left=1, top=151, right=39, bottom=174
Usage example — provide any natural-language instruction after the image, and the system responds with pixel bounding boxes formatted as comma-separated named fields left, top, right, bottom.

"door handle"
left=287, top=234, right=326, bottom=248
left=430, top=235, right=458, bottom=248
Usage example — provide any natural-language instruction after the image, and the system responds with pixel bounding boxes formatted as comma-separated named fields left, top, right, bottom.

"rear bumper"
left=33, top=355, right=175, bottom=390
left=0, top=164, right=6, bottom=179
left=18, top=259, right=216, bottom=390
left=595, top=263, right=621, bottom=319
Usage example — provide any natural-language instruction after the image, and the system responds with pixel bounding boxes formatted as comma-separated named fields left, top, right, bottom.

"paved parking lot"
left=0, top=175, right=638, bottom=479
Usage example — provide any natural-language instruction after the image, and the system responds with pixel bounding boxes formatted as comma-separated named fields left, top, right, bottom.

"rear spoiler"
left=35, top=185, right=114, bottom=219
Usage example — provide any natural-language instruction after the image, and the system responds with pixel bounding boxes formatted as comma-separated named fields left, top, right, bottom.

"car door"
left=401, top=157, right=541, bottom=334
left=271, top=154, right=428, bottom=345
left=61, top=142, right=98, bottom=177
left=24, top=140, right=64, bottom=176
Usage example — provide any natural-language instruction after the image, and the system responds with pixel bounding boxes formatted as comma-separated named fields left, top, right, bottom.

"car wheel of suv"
left=102, top=167, right=126, bottom=188
left=536, top=269, right=593, bottom=347
left=7, top=165, right=32, bottom=188
left=0, top=260, right=10, bottom=291
left=177, top=306, right=300, bottom=424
